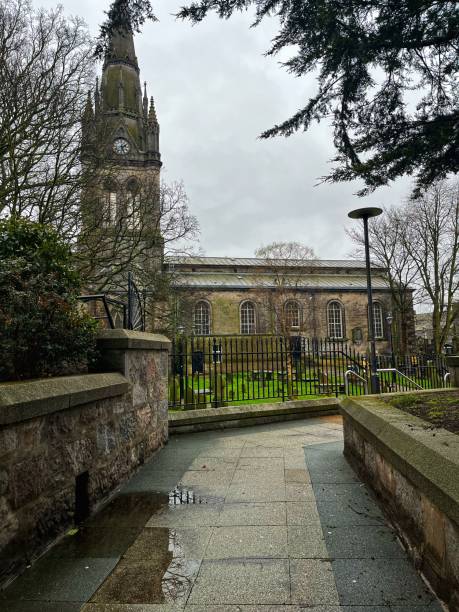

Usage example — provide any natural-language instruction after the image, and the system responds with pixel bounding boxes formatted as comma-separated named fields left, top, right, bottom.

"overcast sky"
left=35, top=0, right=411, bottom=259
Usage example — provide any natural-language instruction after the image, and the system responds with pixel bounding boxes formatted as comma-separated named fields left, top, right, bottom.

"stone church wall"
left=190, top=289, right=394, bottom=351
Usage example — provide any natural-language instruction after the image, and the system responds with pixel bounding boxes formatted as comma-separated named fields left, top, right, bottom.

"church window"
left=285, top=300, right=300, bottom=329
left=373, top=302, right=384, bottom=339
left=126, top=179, right=141, bottom=229
left=328, top=301, right=344, bottom=339
left=103, top=189, right=117, bottom=226
left=240, top=301, right=256, bottom=334
left=194, top=301, right=211, bottom=335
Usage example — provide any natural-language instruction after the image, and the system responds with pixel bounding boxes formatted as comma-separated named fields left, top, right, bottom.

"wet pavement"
left=0, top=415, right=444, bottom=611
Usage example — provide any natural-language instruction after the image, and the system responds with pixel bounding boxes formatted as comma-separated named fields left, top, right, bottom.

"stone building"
left=81, top=26, right=415, bottom=351
left=168, top=256, right=414, bottom=352
left=81, top=25, right=162, bottom=288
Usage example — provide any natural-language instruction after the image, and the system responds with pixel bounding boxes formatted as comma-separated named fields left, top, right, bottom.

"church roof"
left=170, top=272, right=391, bottom=291
left=166, top=256, right=383, bottom=271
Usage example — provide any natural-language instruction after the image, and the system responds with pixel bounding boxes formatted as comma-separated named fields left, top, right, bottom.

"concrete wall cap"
left=446, top=355, right=459, bottom=367
left=340, top=394, right=459, bottom=526
left=96, top=329, right=171, bottom=351
left=0, top=373, right=129, bottom=425
left=170, top=398, right=340, bottom=426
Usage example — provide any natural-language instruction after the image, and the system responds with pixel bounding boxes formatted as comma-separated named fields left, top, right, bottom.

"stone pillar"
left=446, top=355, right=459, bottom=387
left=96, top=329, right=171, bottom=453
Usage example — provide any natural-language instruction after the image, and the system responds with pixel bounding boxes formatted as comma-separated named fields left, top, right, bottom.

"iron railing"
left=78, top=272, right=146, bottom=331
left=168, top=335, right=450, bottom=409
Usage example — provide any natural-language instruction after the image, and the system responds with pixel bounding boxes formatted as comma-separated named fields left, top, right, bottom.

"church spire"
left=104, top=25, right=139, bottom=72
left=143, top=82, right=148, bottom=119
left=96, top=20, right=161, bottom=164
left=81, top=91, right=95, bottom=155
left=148, top=96, right=158, bottom=125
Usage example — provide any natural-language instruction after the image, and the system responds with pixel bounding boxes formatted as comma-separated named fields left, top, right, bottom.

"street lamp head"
left=348, top=207, right=383, bottom=220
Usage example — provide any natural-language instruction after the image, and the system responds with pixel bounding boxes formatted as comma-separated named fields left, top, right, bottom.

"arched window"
left=240, top=301, right=256, bottom=334
left=328, top=301, right=344, bottom=339
left=194, top=301, right=210, bottom=335
left=373, top=302, right=384, bottom=339
left=102, top=181, right=118, bottom=226
left=126, top=179, right=141, bottom=229
left=285, top=300, right=300, bottom=329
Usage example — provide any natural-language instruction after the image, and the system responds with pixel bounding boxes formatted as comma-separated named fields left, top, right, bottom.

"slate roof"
left=171, top=272, right=391, bottom=291
left=165, top=256, right=382, bottom=270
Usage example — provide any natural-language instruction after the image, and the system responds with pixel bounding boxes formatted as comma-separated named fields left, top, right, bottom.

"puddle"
left=168, top=487, right=223, bottom=505
left=3, top=488, right=215, bottom=606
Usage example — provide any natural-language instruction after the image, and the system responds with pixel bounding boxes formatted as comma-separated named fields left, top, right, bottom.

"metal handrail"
left=78, top=294, right=127, bottom=329
left=344, top=369, right=369, bottom=395
left=377, top=368, right=423, bottom=390
left=444, top=372, right=451, bottom=387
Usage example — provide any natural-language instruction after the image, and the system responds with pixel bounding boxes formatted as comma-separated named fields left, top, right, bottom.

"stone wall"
left=0, top=330, right=170, bottom=586
left=341, top=393, right=459, bottom=610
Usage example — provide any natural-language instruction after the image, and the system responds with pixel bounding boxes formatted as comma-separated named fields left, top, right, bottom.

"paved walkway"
left=2, top=416, right=443, bottom=611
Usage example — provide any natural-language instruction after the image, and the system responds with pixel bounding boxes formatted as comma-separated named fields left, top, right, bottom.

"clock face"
left=113, top=138, right=130, bottom=155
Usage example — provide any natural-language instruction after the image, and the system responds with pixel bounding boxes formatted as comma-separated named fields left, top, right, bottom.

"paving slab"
left=289, top=559, right=339, bottom=606
left=185, top=607, right=301, bottom=611
left=285, top=483, right=316, bottom=501
left=205, top=525, right=288, bottom=559
left=236, top=457, right=284, bottom=470
left=225, top=482, right=287, bottom=503
left=240, top=446, right=284, bottom=457
left=313, top=482, right=377, bottom=503
left=1, top=603, right=84, bottom=612
left=146, top=504, right=223, bottom=528
left=315, top=498, right=386, bottom=527
left=286, top=501, right=321, bottom=525
left=323, top=525, right=406, bottom=559
left=285, top=468, right=311, bottom=483
left=217, top=502, right=286, bottom=526
left=187, top=558, right=291, bottom=605
left=83, top=605, right=184, bottom=611
left=187, top=457, right=238, bottom=471
left=287, top=525, right=328, bottom=558
left=124, top=528, right=213, bottom=561
left=331, top=558, right=440, bottom=607
left=90, top=558, right=201, bottom=606
left=0, top=557, right=119, bottom=603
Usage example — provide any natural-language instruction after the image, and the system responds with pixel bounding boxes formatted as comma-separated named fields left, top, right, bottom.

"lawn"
left=383, top=391, right=459, bottom=434
left=168, top=369, right=348, bottom=411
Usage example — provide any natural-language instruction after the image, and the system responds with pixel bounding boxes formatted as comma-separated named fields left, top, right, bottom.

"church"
left=82, top=25, right=414, bottom=352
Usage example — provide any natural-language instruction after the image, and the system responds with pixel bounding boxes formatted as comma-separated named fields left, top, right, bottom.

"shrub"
left=0, top=218, right=98, bottom=381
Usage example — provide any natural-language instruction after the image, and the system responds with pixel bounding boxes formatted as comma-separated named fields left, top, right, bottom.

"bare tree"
left=349, top=180, right=459, bottom=353
left=347, top=210, right=418, bottom=353
left=254, top=241, right=316, bottom=337
left=253, top=241, right=317, bottom=398
left=0, top=0, right=95, bottom=226
left=404, top=181, right=459, bottom=353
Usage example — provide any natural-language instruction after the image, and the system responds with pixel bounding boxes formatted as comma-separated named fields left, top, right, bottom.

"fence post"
left=445, top=356, right=459, bottom=387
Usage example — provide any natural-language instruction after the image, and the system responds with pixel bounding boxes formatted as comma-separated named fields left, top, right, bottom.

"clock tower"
left=81, top=23, right=162, bottom=291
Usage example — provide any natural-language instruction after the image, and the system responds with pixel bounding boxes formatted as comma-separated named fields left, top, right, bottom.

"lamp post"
left=386, top=311, right=396, bottom=384
left=348, top=206, right=383, bottom=393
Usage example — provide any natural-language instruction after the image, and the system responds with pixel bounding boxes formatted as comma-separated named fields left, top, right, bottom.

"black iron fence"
left=169, top=335, right=450, bottom=409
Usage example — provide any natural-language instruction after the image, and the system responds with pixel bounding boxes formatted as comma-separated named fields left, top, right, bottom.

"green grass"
left=168, top=369, right=345, bottom=411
